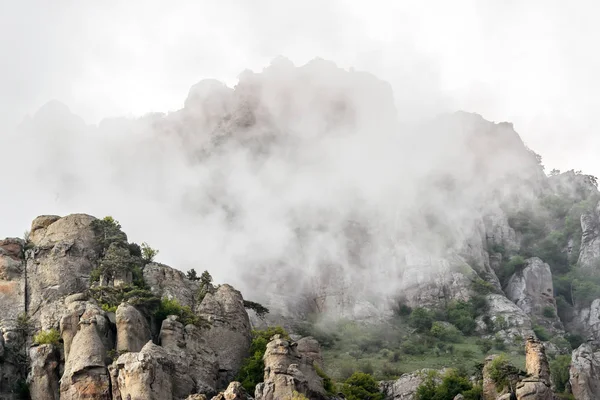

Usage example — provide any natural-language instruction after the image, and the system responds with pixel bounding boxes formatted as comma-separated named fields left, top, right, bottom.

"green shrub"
left=140, top=242, right=159, bottom=262
left=430, top=322, right=462, bottom=343
left=566, top=334, right=584, bottom=349
left=236, top=327, right=289, bottom=394
left=314, top=363, right=335, bottom=394
left=416, top=369, right=473, bottom=400
left=550, top=355, right=571, bottom=393
left=533, top=325, right=551, bottom=341
left=488, top=355, right=522, bottom=392
left=340, top=372, right=384, bottom=400
left=542, top=306, right=556, bottom=318
left=409, top=308, right=434, bottom=332
left=472, top=278, right=496, bottom=295
left=476, top=338, right=492, bottom=354
left=33, top=328, right=61, bottom=346
left=101, top=304, right=117, bottom=313
left=154, top=298, right=203, bottom=327
left=286, top=391, right=309, bottom=400
left=92, top=216, right=128, bottom=253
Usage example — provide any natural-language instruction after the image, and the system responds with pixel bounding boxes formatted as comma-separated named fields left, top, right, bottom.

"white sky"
left=1, top=0, right=598, bottom=176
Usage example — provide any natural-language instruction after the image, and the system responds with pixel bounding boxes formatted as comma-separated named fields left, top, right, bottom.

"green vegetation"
left=236, top=326, right=290, bottom=394
left=286, top=391, right=309, bottom=400
left=243, top=300, right=270, bottom=318
left=542, top=306, right=556, bottom=318
left=140, top=242, right=159, bottom=262
left=487, top=355, right=523, bottom=392
left=154, top=298, right=206, bottom=327
left=339, top=372, right=384, bottom=400
left=15, top=312, right=32, bottom=334
left=186, top=268, right=200, bottom=281
left=532, top=325, right=551, bottom=341
left=89, top=285, right=160, bottom=314
left=416, top=369, right=482, bottom=400
left=550, top=355, right=571, bottom=393
left=314, top=363, right=335, bottom=394
left=33, top=329, right=61, bottom=346
left=196, top=270, right=214, bottom=302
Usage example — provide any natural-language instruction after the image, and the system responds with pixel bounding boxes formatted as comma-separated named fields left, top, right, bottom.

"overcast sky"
left=1, top=0, right=599, bottom=259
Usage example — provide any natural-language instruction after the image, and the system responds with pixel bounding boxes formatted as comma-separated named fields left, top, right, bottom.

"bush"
left=33, top=328, right=61, bottom=346
left=314, top=363, right=335, bottom=394
left=236, top=327, right=289, bottom=394
left=416, top=369, right=473, bottom=400
left=472, top=278, right=496, bottom=295
left=533, top=325, right=551, bottom=341
left=476, top=338, right=492, bottom=354
left=286, top=391, right=309, bottom=400
left=550, top=355, right=571, bottom=393
left=488, top=355, right=522, bottom=392
left=542, top=306, right=556, bottom=318
left=154, top=298, right=204, bottom=327
left=92, top=216, right=128, bottom=253
left=409, top=308, right=434, bottom=332
left=566, top=334, right=584, bottom=350
left=430, top=322, right=462, bottom=343
left=340, top=372, right=384, bottom=400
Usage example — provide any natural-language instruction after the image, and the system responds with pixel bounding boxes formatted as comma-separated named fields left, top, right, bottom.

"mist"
left=1, top=1, right=599, bottom=318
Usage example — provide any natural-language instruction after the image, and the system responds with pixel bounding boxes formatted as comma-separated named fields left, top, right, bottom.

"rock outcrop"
left=211, top=381, right=249, bottom=400
left=505, top=258, right=563, bottom=333
left=110, top=341, right=175, bottom=400
left=255, top=334, right=327, bottom=400
left=569, top=343, right=600, bottom=400
left=28, top=344, right=60, bottom=400
left=116, top=303, right=151, bottom=353
left=197, top=284, right=252, bottom=387
left=379, top=370, right=433, bottom=400
left=514, top=337, right=553, bottom=400
left=482, top=355, right=512, bottom=400
left=476, top=294, right=533, bottom=340
left=578, top=201, right=600, bottom=271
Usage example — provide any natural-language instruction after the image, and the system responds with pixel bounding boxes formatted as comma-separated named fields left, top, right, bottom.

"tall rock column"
left=515, top=337, right=553, bottom=400
left=569, top=343, right=600, bottom=400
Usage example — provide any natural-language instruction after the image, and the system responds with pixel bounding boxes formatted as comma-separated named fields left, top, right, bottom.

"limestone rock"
left=116, top=303, right=151, bottom=353
left=159, top=315, right=219, bottom=397
left=379, top=370, right=432, bottom=400
left=476, top=294, right=533, bottom=340
left=110, top=341, right=175, bottom=400
left=0, top=239, right=26, bottom=327
left=28, top=344, right=60, bottom=400
left=187, top=395, right=208, bottom=400
left=212, top=381, right=249, bottom=400
left=505, top=258, right=562, bottom=332
left=144, top=262, right=198, bottom=308
left=29, top=215, right=61, bottom=244
left=578, top=201, right=600, bottom=270
left=197, top=284, right=252, bottom=386
left=514, top=337, right=552, bottom=400
left=296, top=337, right=323, bottom=368
left=569, top=343, right=600, bottom=400
left=571, top=299, right=600, bottom=343
left=60, top=314, right=111, bottom=399
left=254, top=334, right=327, bottom=400
left=26, top=214, right=102, bottom=329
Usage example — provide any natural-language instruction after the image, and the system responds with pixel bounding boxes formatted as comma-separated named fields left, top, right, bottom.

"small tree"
left=243, top=300, right=270, bottom=318
left=186, top=269, right=200, bottom=281
left=140, top=242, right=159, bottom=262
left=197, top=270, right=214, bottom=302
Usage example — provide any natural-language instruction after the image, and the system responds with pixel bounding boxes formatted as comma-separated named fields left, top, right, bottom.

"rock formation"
left=514, top=337, right=553, bottom=400
left=115, top=303, right=152, bottom=353
left=379, top=370, right=434, bottom=400
left=255, top=334, right=327, bottom=400
left=578, top=201, right=600, bottom=271
left=569, top=343, right=600, bottom=400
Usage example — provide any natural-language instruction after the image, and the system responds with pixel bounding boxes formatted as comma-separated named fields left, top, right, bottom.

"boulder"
left=254, top=334, right=327, bottom=400
left=296, top=336, right=323, bottom=368
left=211, top=381, right=249, bottom=400
left=110, top=341, right=175, bottom=400
left=116, top=303, right=151, bottom=353
left=379, top=370, right=432, bottom=400
left=569, top=343, right=600, bottom=400
left=28, top=344, right=60, bottom=400
left=197, top=284, right=252, bottom=386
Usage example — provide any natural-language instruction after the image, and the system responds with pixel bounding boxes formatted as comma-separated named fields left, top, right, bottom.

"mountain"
left=1, top=58, right=600, bottom=399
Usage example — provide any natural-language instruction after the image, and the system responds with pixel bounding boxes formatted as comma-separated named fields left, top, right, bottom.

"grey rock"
left=578, top=201, right=600, bottom=270
left=197, top=284, right=252, bottom=386
left=380, top=370, right=434, bottom=400
left=212, top=381, right=249, bottom=400
left=28, top=344, right=60, bottom=400
left=116, top=303, right=151, bottom=353
left=143, top=262, right=198, bottom=308
left=111, top=341, right=175, bottom=400
left=476, top=294, right=533, bottom=340
left=569, top=343, right=600, bottom=400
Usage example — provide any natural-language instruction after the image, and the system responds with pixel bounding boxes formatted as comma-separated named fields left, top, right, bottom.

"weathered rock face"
left=116, top=303, right=151, bottom=353
left=144, top=263, right=199, bottom=309
left=60, top=302, right=112, bottom=400
left=505, top=258, right=563, bottom=332
left=572, top=298, right=600, bottom=344
left=110, top=341, right=175, bottom=400
left=379, top=370, right=431, bottom=400
left=159, top=315, right=219, bottom=397
left=254, top=334, right=327, bottom=400
left=514, top=337, right=552, bottom=400
left=569, top=343, right=600, bottom=400
left=476, top=294, right=533, bottom=340
left=578, top=201, right=600, bottom=271
left=211, top=381, right=249, bottom=400
left=27, top=214, right=101, bottom=330
left=28, top=344, right=60, bottom=400
left=197, top=284, right=252, bottom=386
left=0, top=238, right=26, bottom=327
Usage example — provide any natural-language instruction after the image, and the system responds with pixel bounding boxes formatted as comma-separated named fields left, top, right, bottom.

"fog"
left=0, top=1, right=598, bottom=314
